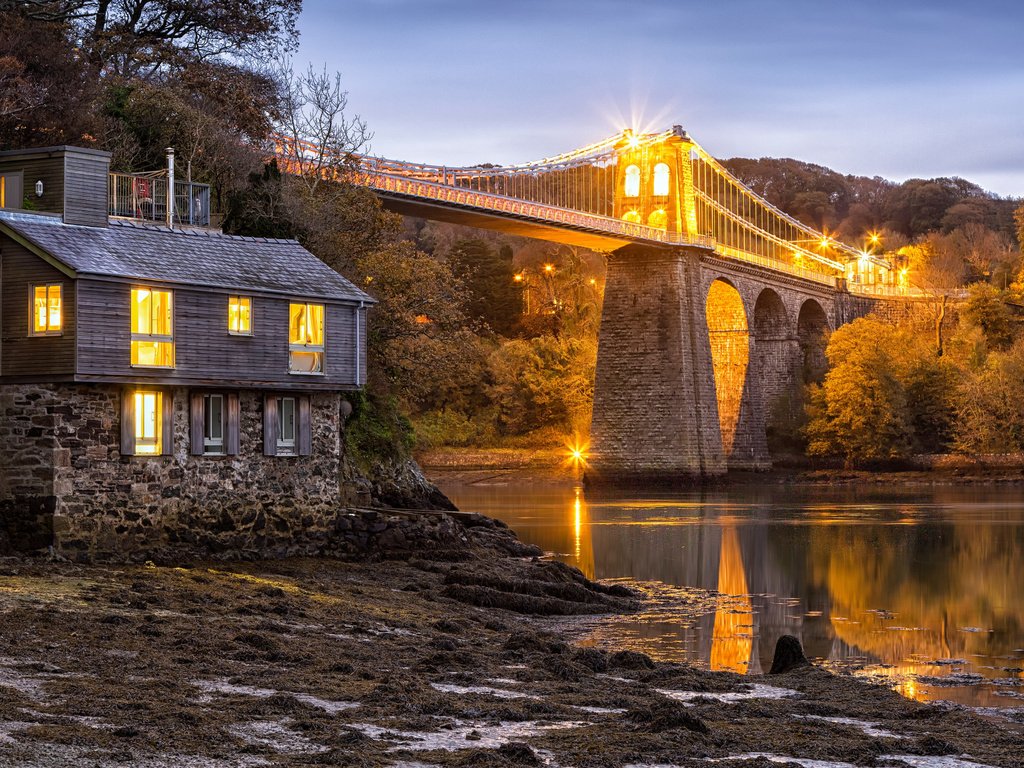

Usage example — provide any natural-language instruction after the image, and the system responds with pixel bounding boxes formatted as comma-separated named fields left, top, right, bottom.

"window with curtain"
left=228, top=295, right=252, bottom=335
left=30, top=284, right=62, bottom=335
left=288, top=302, right=324, bottom=373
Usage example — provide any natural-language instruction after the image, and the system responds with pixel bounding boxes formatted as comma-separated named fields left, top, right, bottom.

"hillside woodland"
left=2, top=2, right=1023, bottom=465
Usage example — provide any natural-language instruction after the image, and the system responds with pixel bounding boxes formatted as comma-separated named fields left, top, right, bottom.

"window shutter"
left=189, top=392, right=204, bottom=456
left=263, top=395, right=278, bottom=456
left=297, top=396, right=312, bottom=456
left=226, top=392, right=240, bottom=455
left=161, top=391, right=174, bottom=456
left=120, top=389, right=136, bottom=456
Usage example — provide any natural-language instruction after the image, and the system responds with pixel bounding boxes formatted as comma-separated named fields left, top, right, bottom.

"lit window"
left=277, top=396, right=296, bottom=454
left=622, top=210, right=641, bottom=224
left=30, top=284, right=62, bottom=335
left=648, top=209, right=668, bottom=229
left=288, top=302, right=324, bottom=374
left=204, top=394, right=224, bottom=454
left=131, top=287, right=174, bottom=367
left=228, top=295, right=252, bottom=335
left=624, top=165, right=641, bottom=198
left=134, top=391, right=162, bottom=455
left=653, top=163, right=670, bottom=197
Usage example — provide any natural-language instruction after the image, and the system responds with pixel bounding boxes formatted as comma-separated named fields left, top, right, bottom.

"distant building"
left=0, top=146, right=374, bottom=560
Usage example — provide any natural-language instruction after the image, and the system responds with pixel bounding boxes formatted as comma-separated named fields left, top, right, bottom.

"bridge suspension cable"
left=272, top=127, right=879, bottom=286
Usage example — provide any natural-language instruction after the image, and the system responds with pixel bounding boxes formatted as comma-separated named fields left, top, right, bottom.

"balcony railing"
left=108, top=172, right=211, bottom=227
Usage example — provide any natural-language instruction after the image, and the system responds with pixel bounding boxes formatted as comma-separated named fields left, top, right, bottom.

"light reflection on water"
left=439, top=479, right=1024, bottom=709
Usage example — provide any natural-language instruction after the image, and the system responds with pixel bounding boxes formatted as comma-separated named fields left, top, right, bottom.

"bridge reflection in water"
left=441, top=481, right=1024, bottom=707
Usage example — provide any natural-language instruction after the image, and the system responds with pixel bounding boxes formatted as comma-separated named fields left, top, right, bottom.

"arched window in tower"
left=624, top=165, right=641, bottom=198
left=648, top=209, right=668, bottom=229
left=653, top=163, right=670, bottom=197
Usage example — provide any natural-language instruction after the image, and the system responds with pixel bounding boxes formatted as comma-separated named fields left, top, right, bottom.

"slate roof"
left=0, top=211, right=374, bottom=304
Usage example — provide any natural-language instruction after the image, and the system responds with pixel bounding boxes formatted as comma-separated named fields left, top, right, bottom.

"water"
left=438, top=479, right=1024, bottom=710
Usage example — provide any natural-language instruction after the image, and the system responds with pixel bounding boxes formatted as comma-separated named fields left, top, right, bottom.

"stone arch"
left=752, top=289, right=790, bottom=341
left=797, top=299, right=830, bottom=384
left=705, top=279, right=749, bottom=458
left=753, top=289, right=799, bottom=456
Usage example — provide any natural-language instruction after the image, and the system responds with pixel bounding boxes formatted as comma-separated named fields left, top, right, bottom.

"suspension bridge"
left=274, top=126, right=916, bottom=482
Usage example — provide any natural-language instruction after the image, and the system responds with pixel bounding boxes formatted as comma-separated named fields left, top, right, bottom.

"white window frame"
left=277, top=396, right=297, bottom=455
left=203, top=393, right=225, bottom=455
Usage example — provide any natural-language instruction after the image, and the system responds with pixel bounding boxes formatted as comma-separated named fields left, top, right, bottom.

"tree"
left=900, top=235, right=967, bottom=355
left=954, top=341, right=1024, bottom=453
left=0, top=14, right=96, bottom=148
left=356, top=242, right=486, bottom=414
left=487, top=334, right=596, bottom=437
left=446, top=239, right=523, bottom=337
left=960, top=282, right=1014, bottom=351
left=1015, top=201, right=1024, bottom=253
left=273, top=62, right=370, bottom=195
left=15, top=0, right=302, bottom=79
left=804, top=317, right=955, bottom=465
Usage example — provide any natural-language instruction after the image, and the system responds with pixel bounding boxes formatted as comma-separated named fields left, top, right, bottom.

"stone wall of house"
left=0, top=385, right=60, bottom=552
left=0, top=383, right=353, bottom=560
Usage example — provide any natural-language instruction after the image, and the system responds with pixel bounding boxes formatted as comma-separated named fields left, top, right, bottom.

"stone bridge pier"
left=588, top=245, right=834, bottom=484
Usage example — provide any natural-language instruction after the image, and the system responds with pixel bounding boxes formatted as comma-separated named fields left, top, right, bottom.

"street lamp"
left=513, top=270, right=530, bottom=314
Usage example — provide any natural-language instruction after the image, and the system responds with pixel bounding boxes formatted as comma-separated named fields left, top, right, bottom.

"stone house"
left=0, top=146, right=375, bottom=560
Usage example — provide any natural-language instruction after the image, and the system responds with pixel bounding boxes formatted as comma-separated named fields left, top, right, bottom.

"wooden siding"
left=76, top=279, right=362, bottom=390
left=63, top=152, right=110, bottom=228
left=0, top=155, right=66, bottom=216
left=0, top=147, right=110, bottom=226
left=0, top=236, right=76, bottom=379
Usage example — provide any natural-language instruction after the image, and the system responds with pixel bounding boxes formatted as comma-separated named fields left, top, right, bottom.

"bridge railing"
left=364, top=171, right=717, bottom=249
left=845, top=282, right=965, bottom=299
left=711, top=244, right=837, bottom=286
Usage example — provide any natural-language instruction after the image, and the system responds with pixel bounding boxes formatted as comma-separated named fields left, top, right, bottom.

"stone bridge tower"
left=588, top=131, right=834, bottom=485
left=612, top=125, right=699, bottom=237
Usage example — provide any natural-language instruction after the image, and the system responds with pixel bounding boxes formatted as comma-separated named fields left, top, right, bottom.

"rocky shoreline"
left=0, top=511, right=1021, bottom=767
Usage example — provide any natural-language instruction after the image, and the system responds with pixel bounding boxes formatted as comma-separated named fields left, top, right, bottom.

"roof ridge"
left=108, top=219, right=301, bottom=245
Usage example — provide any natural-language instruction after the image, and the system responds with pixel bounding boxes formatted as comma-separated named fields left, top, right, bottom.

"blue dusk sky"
left=298, top=0, right=1024, bottom=197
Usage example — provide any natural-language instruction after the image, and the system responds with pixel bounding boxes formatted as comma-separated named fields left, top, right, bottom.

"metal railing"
left=108, top=172, right=211, bottom=227
left=365, top=170, right=716, bottom=249
left=846, top=282, right=937, bottom=299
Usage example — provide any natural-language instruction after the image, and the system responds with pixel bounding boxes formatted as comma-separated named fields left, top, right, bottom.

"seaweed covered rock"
left=441, top=558, right=637, bottom=616
left=769, top=634, right=811, bottom=674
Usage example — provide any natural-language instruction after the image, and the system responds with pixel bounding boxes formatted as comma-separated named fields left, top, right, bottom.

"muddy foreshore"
left=1, top=515, right=1022, bottom=768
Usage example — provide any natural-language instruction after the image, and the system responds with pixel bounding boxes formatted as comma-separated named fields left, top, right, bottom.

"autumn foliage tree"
left=805, top=318, right=956, bottom=466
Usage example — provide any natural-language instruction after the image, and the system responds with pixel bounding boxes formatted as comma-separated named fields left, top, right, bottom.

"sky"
left=297, top=0, right=1024, bottom=197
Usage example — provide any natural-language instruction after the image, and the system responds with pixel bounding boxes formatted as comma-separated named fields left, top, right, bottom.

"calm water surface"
left=439, top=479, right=1024, bottom=710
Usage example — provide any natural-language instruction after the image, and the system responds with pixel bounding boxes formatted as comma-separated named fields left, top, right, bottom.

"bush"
left=412, top=409, right=488, bottom=449
left=343, top=390, right=414, bottom=470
